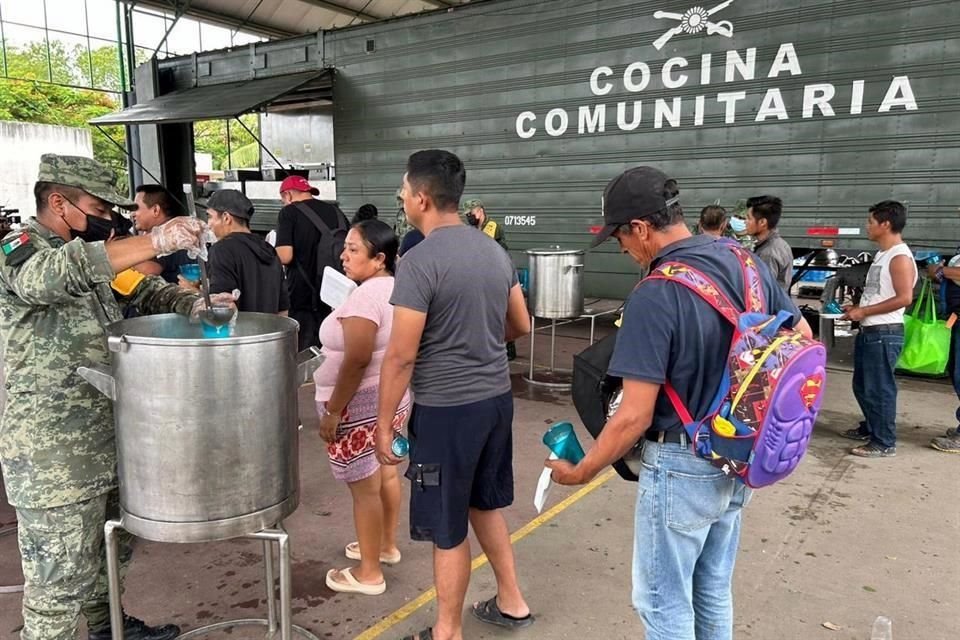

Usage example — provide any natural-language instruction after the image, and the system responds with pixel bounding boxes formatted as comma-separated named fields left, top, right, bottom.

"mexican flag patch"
left=1, top=232, right=30, bottom=256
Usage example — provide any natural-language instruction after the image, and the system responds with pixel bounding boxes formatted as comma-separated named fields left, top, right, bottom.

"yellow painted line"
left=352, top=469, right=616, bottom=640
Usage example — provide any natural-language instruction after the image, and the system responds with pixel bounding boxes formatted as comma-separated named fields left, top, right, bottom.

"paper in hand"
left=534, top=452, right=559, bottom=514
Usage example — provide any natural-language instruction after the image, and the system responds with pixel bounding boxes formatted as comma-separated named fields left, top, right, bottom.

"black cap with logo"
left=590, top=166, right=679, bottom=248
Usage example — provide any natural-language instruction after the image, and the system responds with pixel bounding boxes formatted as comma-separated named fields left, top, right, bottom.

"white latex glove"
left=189, top=289, right=241, bottom=323
left=151, top=217, right=209, bottom=258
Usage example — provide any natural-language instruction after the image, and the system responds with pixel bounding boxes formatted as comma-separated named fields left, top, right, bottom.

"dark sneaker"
left=89, top=616, right=180, bottom=640
left=840, top=428, right=870, bottom=441
left=850, top=443, right=896, bottom=458
left=944, top=428, right=960, bottom=438
left=931, top=435, right=960, bottom=453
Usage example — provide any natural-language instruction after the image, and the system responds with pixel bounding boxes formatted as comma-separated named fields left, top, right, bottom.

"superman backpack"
left=648, top=243, right=827, bottom=488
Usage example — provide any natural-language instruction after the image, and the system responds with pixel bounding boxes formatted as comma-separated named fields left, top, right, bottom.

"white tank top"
left=859, top=243, right=917, bottom=327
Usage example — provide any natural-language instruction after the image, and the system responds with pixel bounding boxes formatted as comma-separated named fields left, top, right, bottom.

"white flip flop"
left=345, top=541, right=402, bottom=566
left=325, top=567, right=386, bottom=596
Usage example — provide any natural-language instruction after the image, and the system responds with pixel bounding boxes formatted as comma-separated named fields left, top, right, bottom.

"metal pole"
left=233, top=116, right=290, bottom=171
left=528, top=316, right=535, bottom=380
left=104, top=520, right=125, bottom=640
left=226, top=119, right=233, bottom=170
left=263, top=539, right=277, bottom=635
left=550, top=319, right=556, bottom=372
left=278, top=531, right=293, bottom=640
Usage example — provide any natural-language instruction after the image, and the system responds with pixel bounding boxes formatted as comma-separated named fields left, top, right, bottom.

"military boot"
left=88, top=615, right=180, bottom=640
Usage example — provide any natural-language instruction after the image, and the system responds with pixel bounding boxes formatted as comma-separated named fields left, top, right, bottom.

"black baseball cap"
left=590, top=166, right=679, bottom=248
left=205, top=189, right=255, bottom=220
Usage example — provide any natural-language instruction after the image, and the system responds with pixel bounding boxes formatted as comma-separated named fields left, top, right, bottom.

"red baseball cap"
left=279, top=175, right=319, bottom=196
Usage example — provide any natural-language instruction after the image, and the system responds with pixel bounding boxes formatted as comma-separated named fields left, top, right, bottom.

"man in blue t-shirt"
left=549, top=166, right=811, bottom=640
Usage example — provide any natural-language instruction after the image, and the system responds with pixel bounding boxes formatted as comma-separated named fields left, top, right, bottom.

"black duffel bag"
left=571, top=332, right=641, bottom=481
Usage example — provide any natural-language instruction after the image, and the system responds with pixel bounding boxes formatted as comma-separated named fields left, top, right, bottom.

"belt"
left=860, top=323, right=904, bottom=334
left=644, top=430, right=687, bottom=445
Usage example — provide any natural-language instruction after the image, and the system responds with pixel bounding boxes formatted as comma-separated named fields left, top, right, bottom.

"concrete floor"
left=2, top=320, right=958, bottom=640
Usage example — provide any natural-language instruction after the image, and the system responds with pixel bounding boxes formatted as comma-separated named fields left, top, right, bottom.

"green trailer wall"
left=327, top=0, right=960, bottom=299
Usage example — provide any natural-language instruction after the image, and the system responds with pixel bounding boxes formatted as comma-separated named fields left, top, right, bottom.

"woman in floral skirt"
left=314, top=219, right=409, bottom=595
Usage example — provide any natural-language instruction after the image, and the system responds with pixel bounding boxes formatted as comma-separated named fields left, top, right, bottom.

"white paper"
left=534, top=453, right=559, bottom=514
left=319, top=266, right=357, bottom=309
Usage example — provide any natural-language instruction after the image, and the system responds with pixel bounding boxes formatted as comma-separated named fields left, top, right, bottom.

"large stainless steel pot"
left=526, top=247, right=585, bottom=319
left=77, top=313, right=322, bottom=543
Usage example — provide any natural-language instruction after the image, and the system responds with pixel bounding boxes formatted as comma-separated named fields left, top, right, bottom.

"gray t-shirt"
left=391, top=224, right=517, bottom=407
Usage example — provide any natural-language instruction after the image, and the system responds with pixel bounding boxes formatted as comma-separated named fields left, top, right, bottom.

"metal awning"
left=89, top=70, right=332, bottom=126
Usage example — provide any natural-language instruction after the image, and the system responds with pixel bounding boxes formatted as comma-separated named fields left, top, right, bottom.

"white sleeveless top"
left=860, top=243, right=917, bottom=327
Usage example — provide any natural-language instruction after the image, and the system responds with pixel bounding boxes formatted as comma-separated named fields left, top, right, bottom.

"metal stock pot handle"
left=107, top=335, right=128, bottom=353
left=296, top=347, right=324, bottom=384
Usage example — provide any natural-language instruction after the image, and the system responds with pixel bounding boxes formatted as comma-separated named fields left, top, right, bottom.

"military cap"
left=462, top=198, right=485, bottom=213
left=37, top=154, right=136, bottom=211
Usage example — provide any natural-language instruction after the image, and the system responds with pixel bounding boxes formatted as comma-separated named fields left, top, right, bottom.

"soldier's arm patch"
left=111, top=268, right=147, bottom=296
left=1, top=232, right=37, bottom=267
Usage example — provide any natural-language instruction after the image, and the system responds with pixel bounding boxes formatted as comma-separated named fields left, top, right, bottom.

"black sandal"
left=400, top=628, right=433, bottom=640
left=471, top=596, right=534, bottom=629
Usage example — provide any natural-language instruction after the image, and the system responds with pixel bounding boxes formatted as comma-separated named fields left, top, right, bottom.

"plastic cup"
left=391, top=434, right=409, bottom=458
left=542, top=421, right=585, bottom=464
left=200, top=305, right=235, bottom=339
left=179, top=263, right=201, bottom=284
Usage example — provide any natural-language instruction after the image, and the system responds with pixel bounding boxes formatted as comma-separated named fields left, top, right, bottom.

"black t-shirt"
left=609, top=236, right=800, bottom=434
left=208, top=232, right=289, bottom=314
left=157, top=250, right=194, bottom=284
left=275, top=199, right=344, bottom=310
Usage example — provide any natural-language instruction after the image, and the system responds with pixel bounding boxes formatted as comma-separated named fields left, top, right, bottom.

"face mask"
left=466, top=213, right=480, bottom=227
left=729, top=217, right=747, bottom=234
left=70, top=214, right=116, bottom=243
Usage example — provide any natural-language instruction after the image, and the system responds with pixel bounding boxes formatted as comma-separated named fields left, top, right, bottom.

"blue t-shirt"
left=608, top=236, right=800, bottom=434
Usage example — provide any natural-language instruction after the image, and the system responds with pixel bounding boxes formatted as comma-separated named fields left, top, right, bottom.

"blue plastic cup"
left=542, top=421, right=585, bottom=464
left=391, top=434, right=409, bottom=458
left=179, top=263, right=201, bottom=284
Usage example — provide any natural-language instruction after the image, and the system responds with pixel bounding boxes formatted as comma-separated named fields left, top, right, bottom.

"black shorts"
left=405, top=391, right=515, bottom=549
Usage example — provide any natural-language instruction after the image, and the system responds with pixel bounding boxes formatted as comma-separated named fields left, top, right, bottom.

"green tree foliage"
left=194, top=114, right=260, bottom=170
left=1, top=38, right=256, bottom=196
left=1, top=40, right=129, bottom=189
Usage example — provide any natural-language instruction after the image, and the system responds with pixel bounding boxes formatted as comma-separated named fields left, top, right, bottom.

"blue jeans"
left=852, top=326, right=904, bottom=449
left=632, top=440, right=752, bottom=640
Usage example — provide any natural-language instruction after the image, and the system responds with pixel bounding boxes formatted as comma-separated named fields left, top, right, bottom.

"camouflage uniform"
left=462, top=198, right=508, bottom=249
left=393, top=188, right=412, bottom=240
left=0, top=155, right=197, bottom=640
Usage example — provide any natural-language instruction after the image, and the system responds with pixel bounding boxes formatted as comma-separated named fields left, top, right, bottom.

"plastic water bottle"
left=391, top=434, right=409, bottom=458
left=870, top=616, right=892, bottom=640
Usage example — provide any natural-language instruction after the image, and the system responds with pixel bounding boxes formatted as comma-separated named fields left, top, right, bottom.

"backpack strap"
left=644, top=244, right=759, bottom=444
left=726, top=243, right=767, bottom=314
left=294, top=201, right=348, bottom=235
left=646, top=261, right=741, bottom=326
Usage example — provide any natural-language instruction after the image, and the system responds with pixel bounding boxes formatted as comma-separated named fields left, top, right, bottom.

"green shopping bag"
left=896, top=279, right=950, bottom=375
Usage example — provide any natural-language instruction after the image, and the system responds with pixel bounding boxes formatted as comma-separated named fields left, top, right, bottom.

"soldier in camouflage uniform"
left=0, top=154, right=208, bottom=640
left=393, top=187, right=412, bottom=241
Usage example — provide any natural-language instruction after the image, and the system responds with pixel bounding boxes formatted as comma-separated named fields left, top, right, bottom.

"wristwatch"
left=935, top=266, right=945, bottom=283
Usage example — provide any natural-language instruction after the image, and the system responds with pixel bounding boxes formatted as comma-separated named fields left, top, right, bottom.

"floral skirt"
left=324, top=385, right=410, bottom=483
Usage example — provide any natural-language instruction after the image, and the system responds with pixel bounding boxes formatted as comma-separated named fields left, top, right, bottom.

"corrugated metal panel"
left=329, top=0, right=960, bottom=299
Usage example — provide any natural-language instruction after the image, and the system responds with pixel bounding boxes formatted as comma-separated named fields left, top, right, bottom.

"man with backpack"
left=275, top=175, right=349, bottom=350
left=549, top=167, right=813, bottom=640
